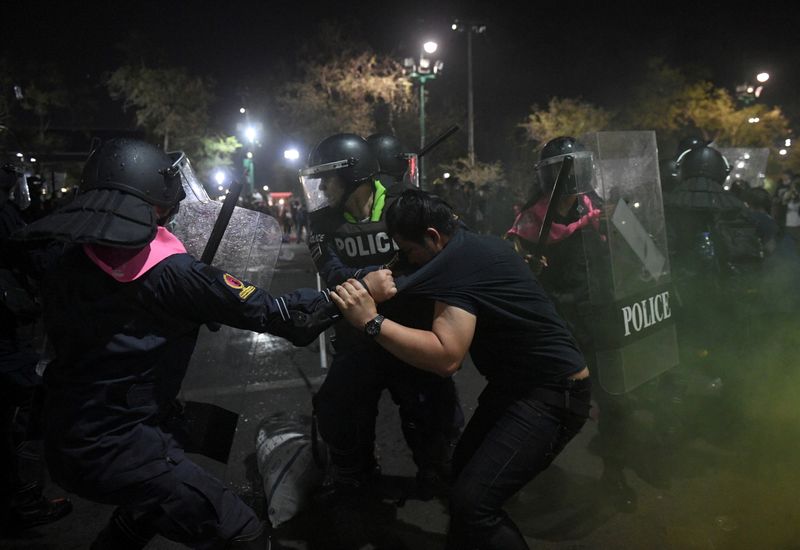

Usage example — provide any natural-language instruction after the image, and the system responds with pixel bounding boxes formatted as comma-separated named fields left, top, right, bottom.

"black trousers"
left=0, top=349, right=40, bottom=518
left=314, top=344, right=464, bottom=481
left=87, top=451, right=260, bottom=549
left=446, top=379, right=591, bottom=550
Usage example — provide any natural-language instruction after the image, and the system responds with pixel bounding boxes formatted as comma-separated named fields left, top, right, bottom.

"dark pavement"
left=3, top=242, right=799, bottom=549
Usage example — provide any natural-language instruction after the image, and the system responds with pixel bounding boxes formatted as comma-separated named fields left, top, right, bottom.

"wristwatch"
left=364, top=314, right=385, bottom=339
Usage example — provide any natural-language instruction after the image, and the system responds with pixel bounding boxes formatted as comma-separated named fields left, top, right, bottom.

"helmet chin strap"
left=341, top=180, right=376, bottom=221
left=156, top=202, right=181, bottom=227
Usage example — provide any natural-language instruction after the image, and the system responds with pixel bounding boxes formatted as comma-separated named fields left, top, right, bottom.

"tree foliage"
left=439, top=157, right=506, bottom=189
left=192, top=135, right=242, bottom=180
left=20, top=79, right=69, bottom=148
left=107, top=65, right=214, bottom=152
left=620, top=58, right=791, bottom=158
left=275, top=53, right=413, bottom=143
left=0, top=58, right=70, bottom=153
left=519, top=58, right=796, bottom=178
left=519, top=97, right=612, bottom=149
left=272, top=22, right=413, bottom=147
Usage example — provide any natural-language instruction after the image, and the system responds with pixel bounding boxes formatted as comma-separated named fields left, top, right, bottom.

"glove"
left=266, top=289, right=341, bottom=346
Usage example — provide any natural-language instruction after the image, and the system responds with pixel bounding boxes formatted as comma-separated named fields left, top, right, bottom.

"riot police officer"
left=365, top=133, right=410, bottom=187
left=300, top=133, right=463, bottom=506
left=507, top=136, right=643, bottom=511
left=0, top=159, right=72, bottom=535
left=12, top=138, right=341, bottom=549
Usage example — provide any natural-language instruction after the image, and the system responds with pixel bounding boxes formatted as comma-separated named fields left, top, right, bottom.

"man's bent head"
left=386, top=189, right=459, bottom=265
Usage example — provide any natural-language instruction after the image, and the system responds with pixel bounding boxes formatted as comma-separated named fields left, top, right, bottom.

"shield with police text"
left=167, top=159, right=285, bottom=466
left=579, top=131, right=679, bottom=394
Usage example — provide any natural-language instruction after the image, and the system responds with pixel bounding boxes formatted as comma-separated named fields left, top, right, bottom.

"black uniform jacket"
left=40, top=244, right=333, bottom=497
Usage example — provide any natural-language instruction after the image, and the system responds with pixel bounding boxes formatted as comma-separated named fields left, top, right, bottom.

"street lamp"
left=404, top=41, right=444, bottom=188
left=452, top=19, right=486, bottom=166
left=736, top=71, right=770, bottom=105
left=236, top=113, right=263, bottom=197
left=214, top=170, right=226, bottom=186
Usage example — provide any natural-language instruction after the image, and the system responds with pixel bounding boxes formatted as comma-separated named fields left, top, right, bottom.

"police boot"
left=313, top=446, right=382, bottom=507
left=226, top=521, right=278, bottom=549
left=600, top=460, right=637, bottom=513
left=403, top=421, right=456, bottom=501
left=6, top=481, right=72, bottom=533
left=91, top=508, right=156, bottom=550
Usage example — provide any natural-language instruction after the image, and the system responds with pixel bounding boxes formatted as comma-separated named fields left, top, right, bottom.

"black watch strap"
left=364, top=314, right=385, bottom=339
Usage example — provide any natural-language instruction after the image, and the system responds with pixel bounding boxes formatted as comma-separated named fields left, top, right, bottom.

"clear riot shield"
left=718, top=147, right=770, bottom=189
left=580, top=131, right=680, bottom=394
left=167, top=161, right=284, bottom=465
left=1, top=161, right=31, bottom=210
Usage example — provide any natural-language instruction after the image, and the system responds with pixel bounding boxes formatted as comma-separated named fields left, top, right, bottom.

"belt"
left=529, top=385, right=592, bottom=418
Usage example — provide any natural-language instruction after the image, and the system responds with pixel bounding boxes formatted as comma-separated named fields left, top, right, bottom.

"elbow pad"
left=267, top=289, right=341, bottom=346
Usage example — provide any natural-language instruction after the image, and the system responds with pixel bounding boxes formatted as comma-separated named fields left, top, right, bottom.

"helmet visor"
left=2, top=163, right=31, bottom=210
left=299, top=158, right=354, bottom=212
left=536, top=151, right=595, bottom=194
left=299, top=175, right=328, bottom=212
left=167, top=151, right=209, bottom=203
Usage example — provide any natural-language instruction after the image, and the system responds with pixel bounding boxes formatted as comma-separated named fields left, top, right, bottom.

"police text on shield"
left=621, top=291, right=671, bottom=336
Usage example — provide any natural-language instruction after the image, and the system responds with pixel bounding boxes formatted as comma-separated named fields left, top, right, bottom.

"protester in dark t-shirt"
left=331, top=189, right=590, bottom=550
left=392, top=221, right=586, bottom=388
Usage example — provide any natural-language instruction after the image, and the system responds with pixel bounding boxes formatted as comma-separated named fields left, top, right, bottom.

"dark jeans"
left=314, top=345, right=464, bottom=482
left=446, top=378, right=590, bottom=550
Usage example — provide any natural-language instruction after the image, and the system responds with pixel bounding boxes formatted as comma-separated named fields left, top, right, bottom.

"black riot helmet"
left=536, top=136, right=595, bottom=195
left=80, top=138, right=186, bottom=207
left=300, top=133, right=379, bottom=211
left=674, top=135, right=709, bottom=160
left=13, top=138, right=196, bottom=248
left=676, top=145, right=731, bottom=184
left=306, top=133, right=378, bottom=187
left=366, top=133, right=408, bottom=184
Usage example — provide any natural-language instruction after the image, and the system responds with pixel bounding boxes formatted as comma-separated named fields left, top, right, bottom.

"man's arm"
left=331, top=279, right=475, bottom=377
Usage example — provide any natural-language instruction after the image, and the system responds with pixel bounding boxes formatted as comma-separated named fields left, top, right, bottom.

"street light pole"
left=453, top=20, right=485, bottom=167
left=404, top=41, right=443, bottom=189
left=420, top=78, right=426, bottom=172
left=417, top=75, right=438, bottom=187
left=467, top=29, right=474, bottom=166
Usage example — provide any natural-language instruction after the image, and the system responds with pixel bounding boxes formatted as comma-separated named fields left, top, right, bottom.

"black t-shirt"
left=397, top=229, right=586, bottom=388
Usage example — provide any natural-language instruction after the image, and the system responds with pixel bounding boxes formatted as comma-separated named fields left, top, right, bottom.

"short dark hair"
left=386, top=189, right=459, bottom=243
left=746, top=187, right=772, bottom=212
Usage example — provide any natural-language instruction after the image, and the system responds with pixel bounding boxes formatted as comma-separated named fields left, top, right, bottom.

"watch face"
left=365, top=315, right=384, bottom=337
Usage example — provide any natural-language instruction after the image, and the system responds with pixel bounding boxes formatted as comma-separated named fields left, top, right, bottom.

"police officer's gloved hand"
left=266, top=288, right=341, bottom=347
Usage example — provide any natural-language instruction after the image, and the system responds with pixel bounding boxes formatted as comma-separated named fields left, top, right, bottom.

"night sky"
left=6, top=1, right=800, bottom=161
